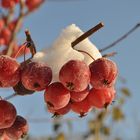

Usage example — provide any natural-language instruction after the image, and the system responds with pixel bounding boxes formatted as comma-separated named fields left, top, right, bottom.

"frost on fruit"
left=32, top=24, right=102, bottom=82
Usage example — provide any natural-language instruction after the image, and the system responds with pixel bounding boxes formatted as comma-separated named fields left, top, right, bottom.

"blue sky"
left=1, top=0, right=140, bottom=138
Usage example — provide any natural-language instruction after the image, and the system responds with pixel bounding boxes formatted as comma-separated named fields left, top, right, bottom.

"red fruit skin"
left=59, top=60, right=91, bottom=92
left=44, top=82, right=70, bottom=110
left=89, top=58, right=118, bottom=89
left=0, top=19, right=4, bottom=30
left=0, top=55, right=20, bottom=87
left=71, top=97, right=92, bottom=117
left=87, top=87, right=116, bottom=109
left=21, top=61, right=52, bottom=91
left=47, top=103, right=71, bottom=116
left=25, top=0, right=44, bottom=11
left=0, top=28, right=11, bottom=45
left=0, top=129, right=4, bottom=137
left=1, top=0, right=19, bottom=9
left=70, top=85, right=90, bottom=102
left=5, top=116, right=28, bottom=140
left=0, top=100, right=17, bottom=129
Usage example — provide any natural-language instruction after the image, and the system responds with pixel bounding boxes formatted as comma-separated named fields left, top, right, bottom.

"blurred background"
left=0, top=0, right=140, bottom=139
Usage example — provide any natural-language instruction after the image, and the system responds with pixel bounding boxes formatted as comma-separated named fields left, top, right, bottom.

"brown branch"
left=6, top=0, right=25, bottom=56
left=71, top=22, right=104, bottom=47
left=99, top=23, right=140, bottom=52
left=25, top=30, right=37, bottom=57
left=4, top=93, right=17, bottom=100
left=102, top=52, right=117, bottom=58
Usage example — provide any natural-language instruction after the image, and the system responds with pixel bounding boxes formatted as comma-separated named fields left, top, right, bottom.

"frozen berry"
left=21, top=61, right=52, bottom=91
left=90, top=58, right=118, bottom=89
left=87, top=87, right=116, bottom=108
left=71, top=97, right=92, bottom=117
left=5, top=115, right=28, bottom=140
left=0, top=100, right=17, bottom=129
left=0, top=55, right=20, bottom=87
left=59, top=60, right=90, bottom=92
left=44, top=82, right=70, bottom=110
left=70, top=85, right=89, bottom=102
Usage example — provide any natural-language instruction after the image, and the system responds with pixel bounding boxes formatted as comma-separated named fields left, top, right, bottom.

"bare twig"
left=6, top=0, right=25, bottom=56
left=71, top=22, right=104, bottom=47
left=25, top=29, right=37, bottom=57
left=4, top=93, right=17, bottom=100
left=99, top=23, right=140, bottom=52
left=102, top=52, right=117, bottom=58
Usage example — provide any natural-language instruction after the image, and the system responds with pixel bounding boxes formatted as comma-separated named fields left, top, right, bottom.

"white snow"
left=32, top=24, right=102, bottom=82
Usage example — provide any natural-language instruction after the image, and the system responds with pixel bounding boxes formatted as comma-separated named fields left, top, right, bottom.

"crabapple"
left=0, top=28, right=11, bottom=45
left=25, top=0, right=44, bottom=11
left=59, top=60, right=91, bottom=92
left=0, top=129, right=4, bottom=137
left=71, top=97, right=92, bottom=117
left=13, top=81, right=34, bottom=96
left=0, top=19, right=4, bottom=30
left=0, top=100, right=17, bottom=129
left=44, top=82, right=70, bottom=110
left=47, top=103, right=71, bottom=116
left=70, top=85, right=90, bottom=102
left=0, top=55, right=20, bottom=87
left=87, top=87, right=116, bottom=109
left=21, top=61, right=52, bottom=91
left=90, top=58, right=118, bottom=89
left=1, top=0, right=19, bottom=9
left=5, top=115, right=28, bottom=140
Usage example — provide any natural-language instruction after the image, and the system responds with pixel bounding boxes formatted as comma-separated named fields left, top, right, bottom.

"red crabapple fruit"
left=70, top=85, right=90, bottom=102
left=25, top=0, right=44, bottom=11
left=59, top=60, right=91, bottom=92
left=0, top=129, right=4, bottom=137
left=89, top=58, right=118, bottom=89
left=87, top=87, right=116, bottom=109
left=0, top=100, right=17, bottom=129
left=44, top=82, right=70, bottom=110
left=0, top=55, right=20, bottom=87
left=5, top=115, right=28, bottom=140
left=13, top=81, right=34, bottom=96
left=71, top=97, right=92, bottom=117
left=47, top=103, right=71, bottom=116
left=1, top=0, right=19, bottom=9
left=21, top=61, right=52, bottom=91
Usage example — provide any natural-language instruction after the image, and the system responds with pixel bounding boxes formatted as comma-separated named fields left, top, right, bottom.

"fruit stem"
left=102, top=52, right=117, bottom=58
left=77, top=49, right=95, bottom=61
left=25, top=29, right=36, bottom=58
left=14, top=42, right=27, bottom=59
left=71, top=22, right=104, bottom=48
left=4, top=93, right=17, bottom=100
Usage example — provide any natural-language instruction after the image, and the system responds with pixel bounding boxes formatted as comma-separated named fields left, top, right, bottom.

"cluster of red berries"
left=0, top=100, right=28, bottom=140
left=0, top=0, right=44, bottom=57
left=0, top=0, right=43, bottom=10
left=44, top=57, right=118, bottom=117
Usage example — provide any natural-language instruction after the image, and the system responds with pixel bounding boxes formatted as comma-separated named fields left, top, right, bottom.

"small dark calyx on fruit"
left=47, top=102, right=54, bottom=108
left=51, top=113, right=60, bottom=118
left=111, top=100, right=115, bottom=105
left=104, top=102, right=109, bottom=109
left=33, top=82, right=40, bottom=88
left=0, top=81, right=3, bottom=87
left=21, top=133, right=27, bottom=138
left=66, top=82, right=75, bottom=91
left=79, top=112, right=87, bottom=118
left=103, top=79, right=110, bottom=85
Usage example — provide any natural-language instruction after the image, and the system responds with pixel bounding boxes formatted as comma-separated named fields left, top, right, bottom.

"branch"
left=99, top=23, right=140, bottom=52
left=6, top=0, right=25, bottom=56
left=71, top=22, right=104, bottom=47
left=102, top=52, right=117, bottom=58
left=4, top=93, right=17, bottom=100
